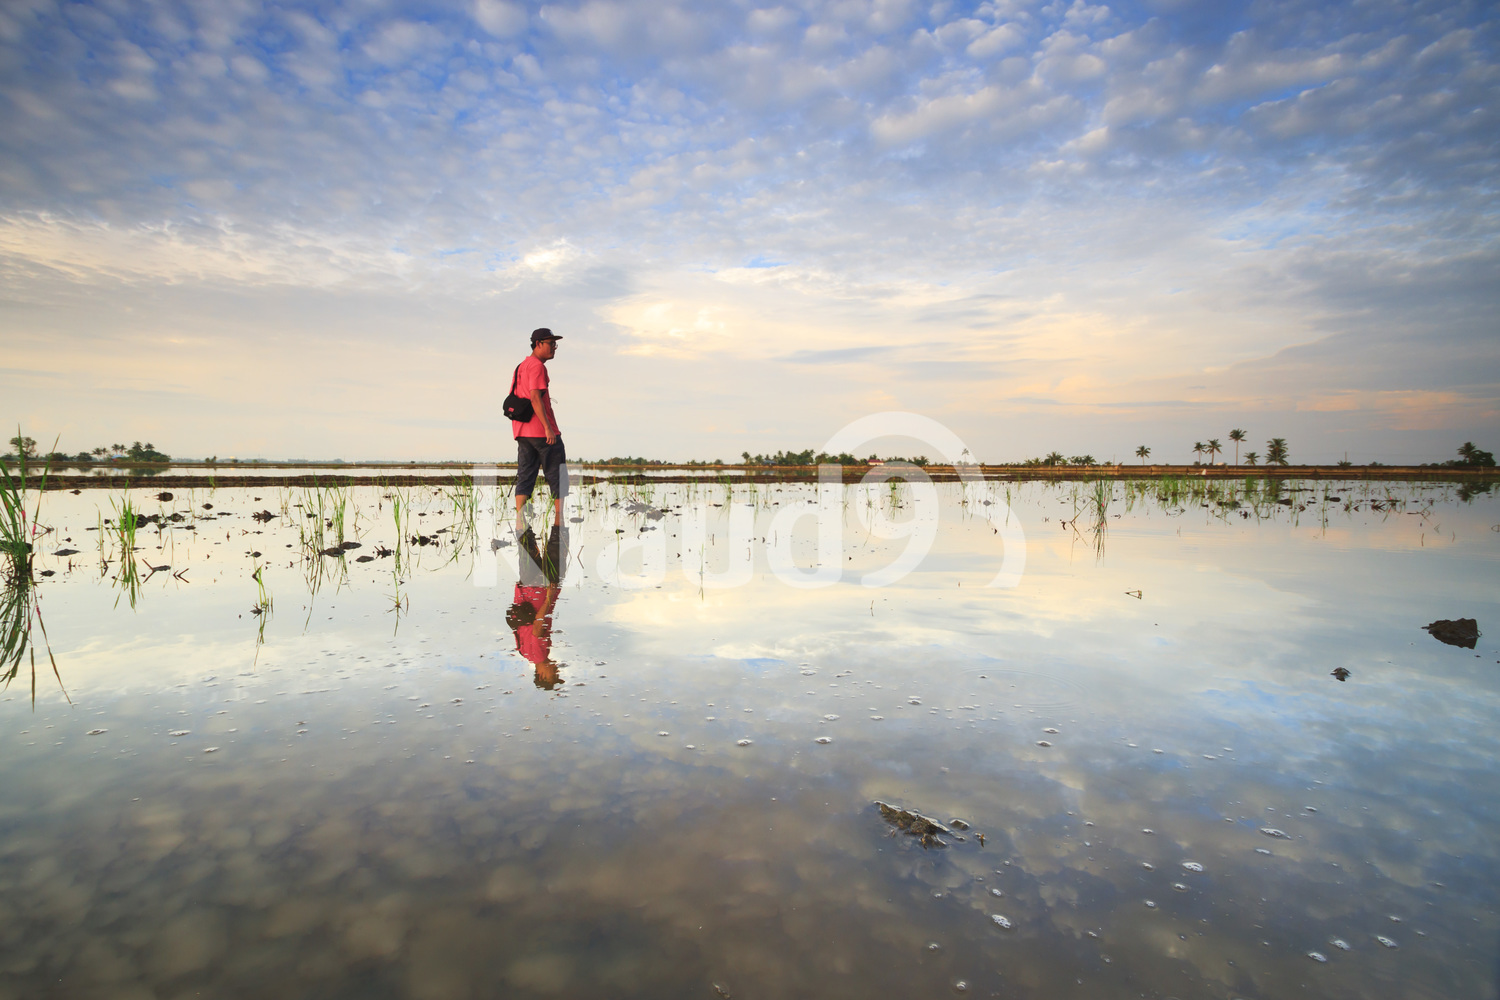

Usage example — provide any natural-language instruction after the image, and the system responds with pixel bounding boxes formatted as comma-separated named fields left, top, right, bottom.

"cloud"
left=0, top=0, right=1494, bottom=461
left=473, top=0, right=528, bottom=38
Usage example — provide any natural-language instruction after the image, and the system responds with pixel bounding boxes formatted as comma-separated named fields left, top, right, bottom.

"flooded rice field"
left=3, top=476, right=1497, bottom=1000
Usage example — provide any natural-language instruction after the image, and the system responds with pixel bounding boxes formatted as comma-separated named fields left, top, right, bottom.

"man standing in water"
left=512, top=327, right=566, bottom=533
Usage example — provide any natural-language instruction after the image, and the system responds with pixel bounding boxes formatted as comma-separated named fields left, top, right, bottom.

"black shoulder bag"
left=502, top=364, right=534, bottom=422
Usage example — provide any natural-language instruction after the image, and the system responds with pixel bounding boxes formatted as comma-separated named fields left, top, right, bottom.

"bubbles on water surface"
left=822, top=714, right=839, bottom=721
left=1260, top=828, right=1290, bottom=839
left=1181, top=861, right=1204, bottom=872
left=1330, top=938, right=1350, bottom=951
left=815, top=737, right=833, bottom=744
left=1172, top=883, right=1188, bottom=892
left=1141, top=863, right=1155, bottom=871
left=990, top=914, right=1012, bottom=929
left=1376, top=936, right=1398, bottom=949
left=736, top=739, right=753, bottom=747
left=1035, top=741, right=1052, bottom=747
left=1307, top=951, right=1328, bottom=963
left=989, top=888, right=1003, bottom=897
left=1144, top=900, right=1157, bottom=908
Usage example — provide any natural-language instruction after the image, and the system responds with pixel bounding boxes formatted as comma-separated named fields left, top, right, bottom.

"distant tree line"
left=1427, top=442, right=1495, bottom=468
left=4, top=437, right=171, bottom=465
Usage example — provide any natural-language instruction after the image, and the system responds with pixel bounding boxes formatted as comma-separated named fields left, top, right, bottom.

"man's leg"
left=542, top=438, right=567, bottom=527
left=515, top=437, right=543, bottom=533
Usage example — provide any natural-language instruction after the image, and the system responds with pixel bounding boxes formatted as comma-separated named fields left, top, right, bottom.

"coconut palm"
left=1228, top=428, right=1246, bottom=464
left=1265, top=438, right=1289, bottom=466
left=1135, top=445, right=1150, bottom=464
left=1206, top=438, right=1222, bottom=464
left=1244, top=451, right=1259, bottom=466
left=1192, top=441, right=1205, bottom=464
left=1043, top=451, right=1065, bottom=466
left=1456, top=441, right=1496, bottom=466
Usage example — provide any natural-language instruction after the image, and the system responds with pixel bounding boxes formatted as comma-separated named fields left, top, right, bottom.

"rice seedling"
left=109, top=495, right=144, bottom=609
left=250, top=561, right=274, bottom=659
left=0, top=575, right=66, bottom=708
left=1, top=432, right=55, bottom=584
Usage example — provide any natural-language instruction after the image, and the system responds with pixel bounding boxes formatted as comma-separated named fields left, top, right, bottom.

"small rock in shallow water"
left=875, top=801, right=952, bottom=838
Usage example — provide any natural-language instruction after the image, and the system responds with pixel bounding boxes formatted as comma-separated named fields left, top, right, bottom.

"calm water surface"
left=3, top=478, right=1497, bottom=999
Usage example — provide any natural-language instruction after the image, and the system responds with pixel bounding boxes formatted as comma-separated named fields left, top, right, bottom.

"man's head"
left=530, top=327, right=561, bottom=360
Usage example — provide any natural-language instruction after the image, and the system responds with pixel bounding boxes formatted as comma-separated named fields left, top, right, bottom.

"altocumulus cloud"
left=0, top=0, right=1495, bottom=462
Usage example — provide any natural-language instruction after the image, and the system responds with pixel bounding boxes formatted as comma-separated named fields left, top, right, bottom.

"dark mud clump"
left=1424, top=618, right=1480, bottom=649
left=875, top=801, right=953, bottom=848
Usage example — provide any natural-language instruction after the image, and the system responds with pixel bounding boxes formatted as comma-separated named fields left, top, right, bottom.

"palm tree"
left=1228, top=428, right=1246, bottom=464
left=1265, top=438, right=1289, bottom=466
left=1043, top=451, right=1065, bottom=466
left=1206, top=438, right=1222, bottom=464
left=1192, top=441, right=1205, bottom=464
left=1135, top=445, right=1150, bottom=464
left=1456, top=441, right=1495, bottom=466
left=1244, top=451, right=1259, bottom=466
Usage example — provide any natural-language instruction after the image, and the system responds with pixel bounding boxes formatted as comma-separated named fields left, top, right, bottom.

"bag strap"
left=509, top=362, right=522, bottom=395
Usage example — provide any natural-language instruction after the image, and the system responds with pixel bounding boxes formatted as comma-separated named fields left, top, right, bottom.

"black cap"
left=530, top=327, right=562, bottom=346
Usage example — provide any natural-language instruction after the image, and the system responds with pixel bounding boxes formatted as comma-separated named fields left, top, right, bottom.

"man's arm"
left=528, top=388, right=556, bottom=444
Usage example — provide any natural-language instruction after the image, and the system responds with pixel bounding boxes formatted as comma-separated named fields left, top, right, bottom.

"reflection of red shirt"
left=512, top=584, right=552, bottom=665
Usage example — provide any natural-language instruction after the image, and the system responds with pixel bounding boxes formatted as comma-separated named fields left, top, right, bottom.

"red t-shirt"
left=511, top=355, right=559, bottom=439
left=512, top=584, right=553, bottom=666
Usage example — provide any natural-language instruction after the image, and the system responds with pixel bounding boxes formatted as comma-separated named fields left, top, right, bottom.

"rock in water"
left=1423, top=618, right=1480, bottom=648
left=876, top=801, right=953, bottom=848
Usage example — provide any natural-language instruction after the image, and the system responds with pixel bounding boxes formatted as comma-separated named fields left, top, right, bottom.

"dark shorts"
left=516, top=436, right=567, bottom=499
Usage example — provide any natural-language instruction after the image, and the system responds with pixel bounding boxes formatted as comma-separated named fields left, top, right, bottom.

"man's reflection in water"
left=505, top=525, right=568, bottom=689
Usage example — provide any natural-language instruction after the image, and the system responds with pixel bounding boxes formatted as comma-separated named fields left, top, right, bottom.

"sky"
left=0, top=0, right=1496, bottom=464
